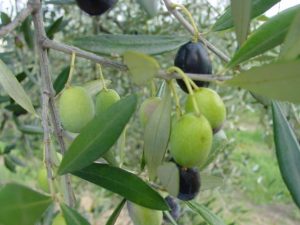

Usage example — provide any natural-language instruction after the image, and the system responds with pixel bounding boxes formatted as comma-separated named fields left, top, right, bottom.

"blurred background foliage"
left=0, top=0, right=300, bottom=224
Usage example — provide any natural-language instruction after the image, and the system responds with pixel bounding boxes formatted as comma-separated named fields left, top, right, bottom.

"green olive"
left=139, top=97, right=161, bottom=127
left=170, top=113, right=213, bottom=167
left=59, top=86, right=95, bottom=133
left=37, top=168, right=49, bottom=192
left=128, top=202, right=163, bottom=225
left=52, top=214, right=66, bottom=225
left=185, top=88, right=226, bottom=130
left=95, top=89, right=120, bottom=115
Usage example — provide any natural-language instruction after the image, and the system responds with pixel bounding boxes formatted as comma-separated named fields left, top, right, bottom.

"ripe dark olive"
left=163, top=196, right=181, bottom=222
left=178, top=167, right=201, bottom=201
left=75, top=0, right=118, bottom=16
left=174, top=41, right=212, bottom=93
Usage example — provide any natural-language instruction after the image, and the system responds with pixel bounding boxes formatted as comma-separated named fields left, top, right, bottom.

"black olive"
left=163, top=196, right=181, bottom=222
left=178, top=167, right=201, bottom=201
left=174, top=41, right=212, bottom=93
left=75, top=0, right=118, bottom=16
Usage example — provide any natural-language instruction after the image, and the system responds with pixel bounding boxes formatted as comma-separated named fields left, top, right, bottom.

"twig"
left=32, top=0, right=75, bottom=207
left=162, top=0, right=231, bottom=63
left=42, top=38, right=128, bottom=71
left=0, top=2, right=37, bottom=37
left=42, top=38, right=231, bottom=82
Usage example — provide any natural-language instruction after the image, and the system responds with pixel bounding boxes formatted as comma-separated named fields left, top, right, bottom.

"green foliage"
left=105, top=199, right=126, bottom=225
left=272, top=102, right=300, bottom=208
left=72, top=34, right=189, bottom=55
left=59, top=95, right=137, bottom=174
left=73, top=163, right=169, bottom=210
left=225, top=60, right=300, bottom=103
left=213, top=0, right=280, bottom=31
left=60, top=203, right=91, bottom=225
left=0, top=183, right=52, bottom=225
left=0, top=59, right=36, bottom=115
left=228, top=5, right=300, bottom=67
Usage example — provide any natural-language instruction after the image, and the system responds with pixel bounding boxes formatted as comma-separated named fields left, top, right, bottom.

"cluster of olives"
left=171, top=41, right=226, bottom=200
left=139, top=41, right=226, bottom=207
left=75, top=0, right=118, bottom=16
left=59, top=86, right=120, bottom=133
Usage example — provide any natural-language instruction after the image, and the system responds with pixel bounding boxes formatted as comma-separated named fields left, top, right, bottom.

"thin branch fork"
left=43, top=38, right=231, bottom=82
left=162, top=0, right=231, bottom=63
left=32, top=0, right=75, bottom=207
left=0, top=2, right=38, bottom=37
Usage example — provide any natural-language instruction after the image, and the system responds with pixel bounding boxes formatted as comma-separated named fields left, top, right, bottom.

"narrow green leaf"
left=228, top=5, right=300, bottom=67
left=72, top=34, right=189, bottom=55
left=280, top=12, right=300, bottom=60
left=60, top=203, right=91, bottom=225
left=83, top=79, right=111, bottom=97
left=201, top=174, right=223, bottom=191
left=4, top=155, right=16, bottom=173
left=186, top=201, right=225, bottom=225
left=46, top=16, right=67, bottom=39
left=124, top=51, right=160, bottom=86
left=144, top=86, right=172, bottom=179
left=45, top=0, right=75, bottom=4
left=105, top=199, right=126, bottom=225
left=157, top=162, right=179, bottom=197
left=213, top=0, right=280, bottom=31
left=0, top=183, right=52, bottom=225
left=58, top=95, right=137, bottom=174
left=73, top=163, right=169, bottom=210
left=0, top=12, right=11, bottom=26
left=225, top=60, right=300, bottom=104
left=231, top=0, right=252, bottom=46
left=18, top=125, right=43, bottom=135
left=0, top=59, right=36, bottom=115
left=136, top=0, right=160, bottom=17
left=21, top=16, right=34, bottom=49
left=272, top=102, right=300, bottom=208
left=54, top=66, right=70, bottom=95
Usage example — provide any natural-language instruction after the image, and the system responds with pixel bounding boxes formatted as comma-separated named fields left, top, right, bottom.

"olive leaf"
left=0, top=183, right=52, bottom=225
left=213, top=0, right=280, bottom=31
left=73, top=163, right=169, bottom=210
left=58, top=95, right=137, bottom=174
left=231, top=0, right=252, bottom=46
left=124, top=51, right=160, bottom=86
left=105, top=199, right=126, bottom=225
left=228, top=5, right=300, bottom=67
left=186, top=201, right=225, bottom=225
left=60, top=203, right=91, bottom=225
left=144, top=85, right=172, bottom=179
left=72, top=34, right=188, bottom=55
left=280, top=12, right=300, bottom=61
left=136, top=0, right=160, bottom=17
left=225, top=60, right=300, bottom=104
left=0, top=59, right=36, bottom=115
left=157, top=162, right=179, bottom=197
left=272, top=102, right=300, bottom=208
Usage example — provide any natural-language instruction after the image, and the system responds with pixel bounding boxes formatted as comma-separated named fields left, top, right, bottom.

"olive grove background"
left=0, top=0, right=300, bottom=225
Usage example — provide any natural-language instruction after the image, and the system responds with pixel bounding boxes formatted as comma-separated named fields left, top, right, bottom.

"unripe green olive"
left=37, top=168, right=49, bottom=192
left=52, top=214, right=66, bottom=225
left=185, top=88, right=226, bottom=130
left=139, top=97, right=161, bottom=127
left=95, top=89, right=120, bottom=115
left=170, top=113, right=213, bottom=167
left=59, top=86, right=95, bottom=133
left=127, top=202, right=163, bottom=225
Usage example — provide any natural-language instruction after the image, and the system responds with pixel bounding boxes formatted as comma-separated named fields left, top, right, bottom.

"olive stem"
left=163, top=0, right=231, bottom=63
left=97, top=64, right=108, bottom=91
left=66, top=52, right=76, bottom=88
left=168, top=67, right=201, bottom=116
left=169, top=80, right=182, bottom=117
left=171, top=3, right=200, bottom=42
left=32, top=0, right=75, bottom=207
left=150, top=80, right=157, bottom=97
